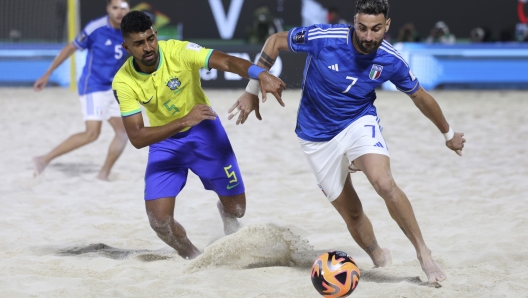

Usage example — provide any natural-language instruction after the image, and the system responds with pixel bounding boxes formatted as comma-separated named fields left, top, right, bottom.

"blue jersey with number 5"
left=288, top=24, right=420, bottom=142
left=73, top=16, right=127, bottom=95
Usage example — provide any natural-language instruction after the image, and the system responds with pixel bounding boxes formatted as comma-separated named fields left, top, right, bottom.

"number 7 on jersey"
left=342, top=76, right=358, bottom=94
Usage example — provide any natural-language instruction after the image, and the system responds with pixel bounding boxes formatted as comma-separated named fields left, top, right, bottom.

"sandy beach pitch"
left=0, top=88, right=527, bottom=297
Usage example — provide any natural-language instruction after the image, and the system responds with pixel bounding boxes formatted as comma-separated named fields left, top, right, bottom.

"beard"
left=140, top=50, right=158, bottom=67
left=354, top=32, right=382, bottom=54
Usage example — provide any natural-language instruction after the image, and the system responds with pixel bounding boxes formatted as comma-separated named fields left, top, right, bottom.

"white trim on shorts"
left=79, top=89, right=121, bottom=121
left=298, top=115, right=390, bottom=202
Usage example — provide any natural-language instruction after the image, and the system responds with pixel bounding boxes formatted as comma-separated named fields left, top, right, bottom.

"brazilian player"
left=232, top=0, right=466, bottom=284
left=112, top=11, right=286, bottom=259
left=33, top=0, right=130, bottom=181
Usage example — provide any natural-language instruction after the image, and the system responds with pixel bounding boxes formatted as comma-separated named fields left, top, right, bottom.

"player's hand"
left=228, top=92, right=262, bottom=125
left=446, top=132, right=466, bottom=156
left=258, top=72, right=286, bottom=107
left=34, top=74, right=51, bottom=92
left=183, top=104, right=217, bottom=127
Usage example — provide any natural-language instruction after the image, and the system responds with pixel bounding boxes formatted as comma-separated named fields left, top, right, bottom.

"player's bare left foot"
left=217, top=200, right=240, bottom=235
left=32, top=156, right=49, bottom=177
left=372, top=247, right=392, bottom=268
left=418, top=248, right=447, bottom=284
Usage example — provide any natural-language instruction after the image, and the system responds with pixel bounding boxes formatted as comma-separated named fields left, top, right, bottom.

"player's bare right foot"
left=32, top=156, right=49, bottom=177
left=418, top=248, right=447, bottom=284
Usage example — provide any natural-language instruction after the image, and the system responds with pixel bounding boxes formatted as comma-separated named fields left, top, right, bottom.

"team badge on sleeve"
left=293, top=30, right=306, bottom=44
left=369, top=64, right=384, bottom=80
left=186, top=42, right=202, bottom=52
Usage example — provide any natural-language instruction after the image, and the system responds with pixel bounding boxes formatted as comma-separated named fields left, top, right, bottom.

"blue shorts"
left=144, top=117, right=245, bottom=200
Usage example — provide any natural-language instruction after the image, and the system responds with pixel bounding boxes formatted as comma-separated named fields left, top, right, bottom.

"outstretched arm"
left=228, top=32, right=290, bottom=124
left=409, top=87, right=466, bottom=155
left=34, top=43, right=77, bottom=91
left=208, top=50, right=286, bottom=104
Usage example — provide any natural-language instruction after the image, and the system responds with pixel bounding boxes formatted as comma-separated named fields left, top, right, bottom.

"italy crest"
left=369, top=64, right=383, bottom=80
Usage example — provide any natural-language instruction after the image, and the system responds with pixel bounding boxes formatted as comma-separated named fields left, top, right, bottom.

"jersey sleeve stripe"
left=72, top=39, right=84, bottom=50
left=121, top=108, right=142, bottom=117
left=203, top=49, right=213, bottom=70
left=396, top=81, right=420, bottom=94
left=308, top=35, right=347, bottom=41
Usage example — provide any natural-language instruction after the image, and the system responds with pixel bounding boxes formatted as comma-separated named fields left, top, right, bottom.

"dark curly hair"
left=355, top=0, right=390, bottom=18
left=121, top=10, right=153, bottom=37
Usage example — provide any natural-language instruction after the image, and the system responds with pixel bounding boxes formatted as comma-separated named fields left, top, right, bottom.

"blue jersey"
left=288, top=24, right=420, bottom=142
left=72, top=16, right=127, bottom=95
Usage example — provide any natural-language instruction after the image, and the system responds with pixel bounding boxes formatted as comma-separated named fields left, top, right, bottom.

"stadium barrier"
left=1, top=42, right=527, bottom=90
left=382, top=43, right=528, bottom=90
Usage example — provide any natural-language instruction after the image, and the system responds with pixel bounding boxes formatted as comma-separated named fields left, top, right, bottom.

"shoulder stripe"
left=379, top=46, right=409, bottom=67
left=309, top=28, right=349, bottom=33
left=85, top=17, right=108, bottom=35
left=308, top=35, right=348, bottom=41
left=309, top=31, right=348, bottom=37
left=382, top=41, right=406, bottom=60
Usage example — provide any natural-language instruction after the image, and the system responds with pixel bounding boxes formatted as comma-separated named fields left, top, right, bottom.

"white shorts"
left=298, top=115, right=390, bottom=202
left=79, top=89, right=121, bottom=121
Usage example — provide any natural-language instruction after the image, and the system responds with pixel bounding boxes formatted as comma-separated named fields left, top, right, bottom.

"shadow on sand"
left=57, top=243, right=174, bottom=262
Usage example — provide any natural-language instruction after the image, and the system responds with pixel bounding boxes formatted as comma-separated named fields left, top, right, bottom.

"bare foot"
left=418, top=249, right=447, bottom=284
left=32, top=156, right=49, bottom=177
left=217, top=200, right=240, bottom=235
left=372, top=247, right=392, bottom=268
left=96, top=172, right=110, bottom=181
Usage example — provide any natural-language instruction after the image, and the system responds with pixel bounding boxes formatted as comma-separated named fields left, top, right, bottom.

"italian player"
left=112, top=11, right=286, bottom=259
left=33, top=0, right=130, bottom=181
left=233, top=0, right=466, bottom=284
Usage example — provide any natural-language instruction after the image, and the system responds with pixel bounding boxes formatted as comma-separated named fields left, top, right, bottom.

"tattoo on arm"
left=258, top=51, right=275, bottom=69
left=258, top=57, right=272, bottom=69
left=366, top=240, right=379, bottom=253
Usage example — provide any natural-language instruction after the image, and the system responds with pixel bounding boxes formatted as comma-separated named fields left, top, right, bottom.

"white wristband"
left=443, top=126, right=454, bottom=141
left=245, top=79, right=260, bottom=95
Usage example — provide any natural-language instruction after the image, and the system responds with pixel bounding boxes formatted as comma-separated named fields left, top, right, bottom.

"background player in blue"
left=231, top=0, right=466, bottom=284
left=32, top=0, right=130, bottom=181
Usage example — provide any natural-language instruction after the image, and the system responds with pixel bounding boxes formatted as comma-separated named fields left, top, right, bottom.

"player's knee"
left=372, top=177, right=398, bottom=202
left=85, top=129, right=100, bottom=142
left=148, top=215, right=174, bottom=236
left=347, top=207, right=363, bottom=222
left=232, top=204, right=245, bottom=218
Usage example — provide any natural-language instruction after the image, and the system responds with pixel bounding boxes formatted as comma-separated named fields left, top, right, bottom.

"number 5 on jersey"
left=342, top=76, right=358, bottom=94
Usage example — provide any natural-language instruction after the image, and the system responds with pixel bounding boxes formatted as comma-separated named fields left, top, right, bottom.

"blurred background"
left=1, top=0, right=528, bottom=90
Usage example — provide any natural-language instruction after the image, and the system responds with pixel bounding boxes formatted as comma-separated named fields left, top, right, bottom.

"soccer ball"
left=310, top=251, right=360, bottom=297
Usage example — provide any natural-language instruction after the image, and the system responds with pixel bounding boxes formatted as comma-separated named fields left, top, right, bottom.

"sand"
left=0, top=88, right=527, bottom=297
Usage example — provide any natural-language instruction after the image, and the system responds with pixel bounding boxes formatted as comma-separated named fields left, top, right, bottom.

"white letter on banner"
left=209, top=0, right=244, bottom=39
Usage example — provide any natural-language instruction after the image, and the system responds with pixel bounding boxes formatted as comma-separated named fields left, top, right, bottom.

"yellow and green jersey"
left=112, top=40, right=213, bottom=129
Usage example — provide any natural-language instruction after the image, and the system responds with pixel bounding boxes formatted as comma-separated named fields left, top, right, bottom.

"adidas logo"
left=373, top=142, right=384, bottom=148
left=328, top=64, right=339, bottom=71
left=105, top=39, right=112, bottom=46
